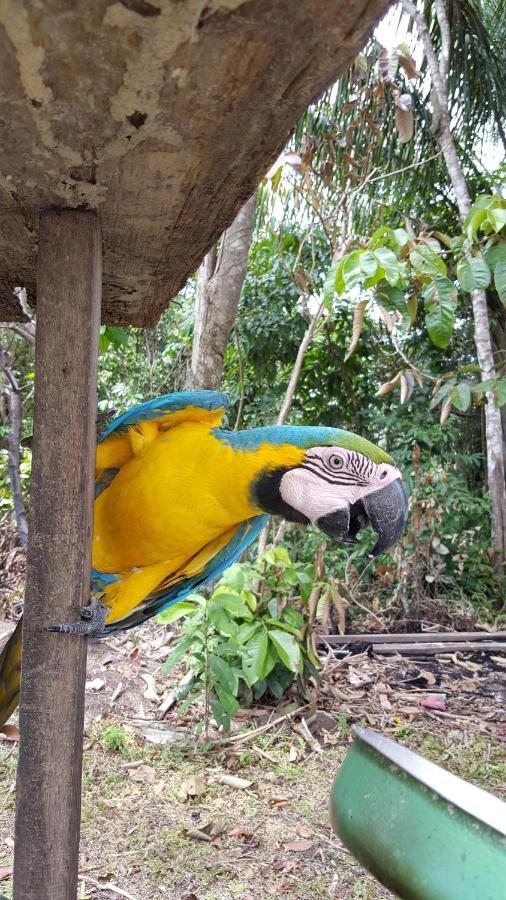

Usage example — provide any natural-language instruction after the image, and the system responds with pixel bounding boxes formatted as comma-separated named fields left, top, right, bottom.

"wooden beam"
left=365, top=642, right=506, bottom=656
left=13, top=211, right=101, bottom=900
left=319, top=631, right=506, bottom=645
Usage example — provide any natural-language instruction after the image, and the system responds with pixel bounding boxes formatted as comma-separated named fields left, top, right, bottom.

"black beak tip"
left=364, top=477, right=409, bottom=557
left=315, top=477, right=408, bottom=556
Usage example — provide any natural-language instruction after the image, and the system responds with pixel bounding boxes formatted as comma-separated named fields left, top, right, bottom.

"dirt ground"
left=1, top=620, right=505, bottom=900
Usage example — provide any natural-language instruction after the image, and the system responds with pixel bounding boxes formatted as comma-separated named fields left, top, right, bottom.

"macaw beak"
left=316, top=477, right=409, bottom=557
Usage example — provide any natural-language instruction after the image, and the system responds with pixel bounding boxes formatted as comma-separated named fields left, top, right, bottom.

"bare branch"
left=0, top=344, right=29, bottom=546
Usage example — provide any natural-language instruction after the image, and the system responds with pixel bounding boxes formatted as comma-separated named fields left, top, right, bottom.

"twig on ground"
left=77, top=875, right=139, bottom=900
left=224, top=703, right=312, bottom=745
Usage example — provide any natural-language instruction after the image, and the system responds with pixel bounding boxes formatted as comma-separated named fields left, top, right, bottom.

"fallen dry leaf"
left=177, top=774, right=206, bottom=801
left=284, top=839, right=313, bottom=852
left=128, top=764, right=156, bottom=783
left=85, top=677, right=105, bottom=692
left=208, top=774, right=253, bottom=790
left=228, top=826, right=254, bottom=838
left=0, top=866, right=12, bottom=881
left=0, top=723, right=19, bottom=741
left=185, top=828, right=212, bottom=842
left=140, top=673, right=159, bottom=702
left=153, top=780, right=166, bottom=798
left=185, top=818, right=226, bottom=842
left=295, top=824, right=312, bottom=839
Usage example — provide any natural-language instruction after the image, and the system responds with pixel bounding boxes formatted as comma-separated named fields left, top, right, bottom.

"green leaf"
left=423, top=276, right=457, bottom=349
left=323, top=260, right=344, bottom=307
left=220, top=564, right=244, bottom=593
left=465, top=207, right=488, bottom=241
left=373, top=247, right=403, bottom=285
left=209, top=698, right=230, bottom=732
left=162, top=634, right=195, bottom=675
left=485, top=242, right=506, bottom=272
left=392, top=228, right=410, bottom=250
left=236, top=622, right=261, bottom=645
left=449, top=382, right=471, bottom=412
left=215, top=687, right=239, bottom=718
left=210, top=654, right=238, bottom=694
left=156, top=601, right=198, bottom=625
left=469, top=256, right=491, bottom=289
left=99, top=332, right=110, bottom=353
left=494, top=259, right=506, bottom=306
left=242, top=590, right=257, bottom=612
left=282, top=607, right=305, bottom=629
left=495, top=378, right=506, bottom=408
left=457, top=255, right=490, bottom=291
left=406, top=293, right=417, bottom=323
left=359, top=250, right=378, bottom=279
left=243, top=629, right=270, bottom=684
left=268, top=630, right=302, bottom=674
left=487, top=208, right=506, bottom=233
left=265, top=664, right=294, bottom=699
left=456, top=257, right=475, bottom=292
left=375, top=282, right=404, bottom=311
left=106, top=326, right=130, bottom=347
left=211, top=592, right=253, bottom=620
left=342, top=251, right=364, bottom=289
left=270, top=165, right=282, bottom=192
left=207, top=606, right=237, bottom=637
left=267, top=598, right=278, bottom=618
left=409, top=245, right=446, bottom=277
left=263, top=618, right=301, bottom=637
left=368, top=226, right=394, bottom=249
left=270, top=546, right=291, bottom=565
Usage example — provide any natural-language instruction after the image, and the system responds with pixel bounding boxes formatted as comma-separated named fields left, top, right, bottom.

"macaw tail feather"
left=0, top=618, right=22, bottom=729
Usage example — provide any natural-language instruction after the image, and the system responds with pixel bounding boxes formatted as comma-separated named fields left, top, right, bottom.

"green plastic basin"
left=330, top=726, right=506, bottom=900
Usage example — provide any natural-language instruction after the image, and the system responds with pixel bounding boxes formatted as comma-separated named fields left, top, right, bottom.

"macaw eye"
left=329, top=454, right=344, bottom=470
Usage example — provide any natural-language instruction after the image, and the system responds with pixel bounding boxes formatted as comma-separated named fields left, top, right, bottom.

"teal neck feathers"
left=214, top=425, right=393, bottom=465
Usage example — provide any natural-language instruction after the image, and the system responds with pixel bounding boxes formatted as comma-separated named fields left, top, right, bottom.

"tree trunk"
left=402, top=0, right=506, bottom=587
left=186, top=195, right=256, bottom=391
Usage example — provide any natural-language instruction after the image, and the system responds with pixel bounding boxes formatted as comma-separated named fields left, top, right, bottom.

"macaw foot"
left=46, top=597, right=108, bottom=638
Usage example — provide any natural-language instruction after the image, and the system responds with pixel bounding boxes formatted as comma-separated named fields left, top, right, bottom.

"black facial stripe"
left=301, top=460, right=369, bottom=486
left=305, top=449, right=375, bottom=483
left=299, top=463, right=367, bottom=486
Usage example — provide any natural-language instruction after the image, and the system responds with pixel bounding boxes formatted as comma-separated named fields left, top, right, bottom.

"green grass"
left=1, top=713, right=504, bottom=900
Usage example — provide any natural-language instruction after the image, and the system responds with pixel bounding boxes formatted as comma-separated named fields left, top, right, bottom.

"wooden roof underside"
left=0, top=0, right=388, bottom=326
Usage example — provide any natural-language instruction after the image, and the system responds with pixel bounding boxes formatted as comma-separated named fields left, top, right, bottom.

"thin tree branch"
left=0, top=323, right=36, bottom=345
left=276, top=301, right=325, bottom=426
left=233, top=325, right=245, bottom=431
left=434, top=0, right=451, bottom=87
left=0, top=344, right=29, bottom=547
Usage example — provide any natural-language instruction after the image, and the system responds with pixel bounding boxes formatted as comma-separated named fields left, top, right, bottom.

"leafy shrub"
left=158, top=547, right=319, bottom=733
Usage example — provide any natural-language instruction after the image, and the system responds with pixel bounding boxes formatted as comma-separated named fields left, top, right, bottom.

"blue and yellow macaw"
left=0, top=390, right=408, bottom=727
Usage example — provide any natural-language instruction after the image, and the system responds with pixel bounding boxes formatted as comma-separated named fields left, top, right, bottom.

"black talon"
left=46, top=597, right=109, bottom=638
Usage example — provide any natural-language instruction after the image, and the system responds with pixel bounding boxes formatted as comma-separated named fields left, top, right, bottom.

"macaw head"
left=246, top=426, right=408, bottom=556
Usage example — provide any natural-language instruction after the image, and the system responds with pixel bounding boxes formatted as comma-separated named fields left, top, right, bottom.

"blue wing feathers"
left=99, top=390, right=229, bottom=443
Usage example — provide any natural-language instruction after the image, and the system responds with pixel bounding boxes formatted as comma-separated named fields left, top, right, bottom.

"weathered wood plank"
left=319, top=631, right=506, bottom=645
left=0, top=0, right=389, bottom=326
left=13, top=210, right=101, bottom=900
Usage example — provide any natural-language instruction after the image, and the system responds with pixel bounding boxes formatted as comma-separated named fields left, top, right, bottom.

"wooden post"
left=13, top=211, right=101, bottom=900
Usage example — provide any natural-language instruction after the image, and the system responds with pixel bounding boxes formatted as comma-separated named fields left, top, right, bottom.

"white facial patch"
left=279, top=447, right=402, bottom=523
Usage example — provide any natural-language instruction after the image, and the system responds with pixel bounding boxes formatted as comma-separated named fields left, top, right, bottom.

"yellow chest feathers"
left=93, top=422, right=304, bottom=572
